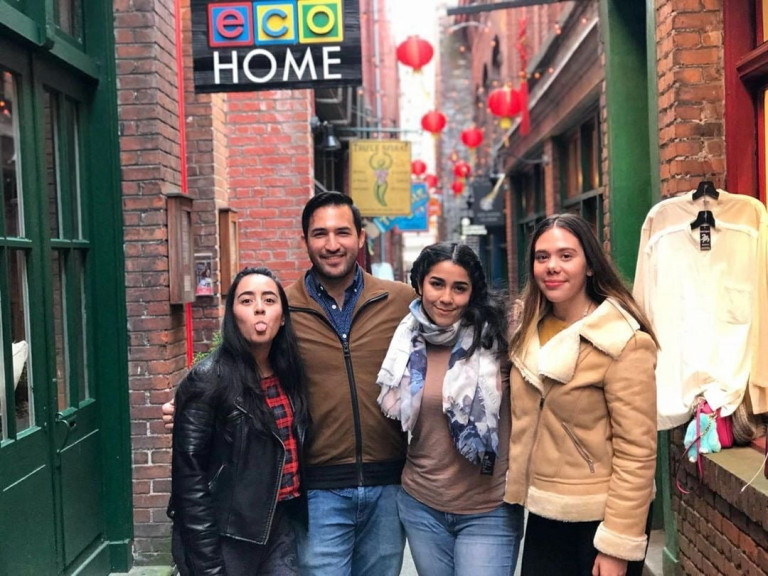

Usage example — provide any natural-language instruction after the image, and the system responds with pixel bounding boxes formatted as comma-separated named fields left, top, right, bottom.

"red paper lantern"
left=460, top=127, right=484, bottom=150
left=396, top=36, right=434, bottom=72
left=421, top=110, right=446, bottom=136
left=453, top=161, right=471, bottom=180
left=411, top=159, right=427, bottom=177
left=424, top=174, right=438, bottom=189
left=452, top=181, right=465, bottom=195
left=487, top=86, right=522, bottom=129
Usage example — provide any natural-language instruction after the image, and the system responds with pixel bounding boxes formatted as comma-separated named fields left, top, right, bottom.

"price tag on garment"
left=699, top=224, right=711, bottom=251
left=480, top=451, right=496, bottom=475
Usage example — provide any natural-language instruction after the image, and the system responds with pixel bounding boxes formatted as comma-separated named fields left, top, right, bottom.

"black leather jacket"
left=168, top=356, right=307, bottom=575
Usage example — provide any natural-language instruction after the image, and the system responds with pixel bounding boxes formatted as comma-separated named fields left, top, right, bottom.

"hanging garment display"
left=633, top=184, right=768, bottom=430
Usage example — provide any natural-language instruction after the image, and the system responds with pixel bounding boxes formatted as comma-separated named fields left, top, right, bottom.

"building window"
left=514, top=163, right=545, bottom=285
left=558, top=112, right=603, bottom=238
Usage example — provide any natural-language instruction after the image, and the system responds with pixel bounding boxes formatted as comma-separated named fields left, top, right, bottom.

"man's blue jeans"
left=397, top=488, right=524, bottom=576
left=295, top=485, right=405, bottom=576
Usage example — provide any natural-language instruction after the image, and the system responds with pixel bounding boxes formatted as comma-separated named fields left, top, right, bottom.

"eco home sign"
left=191, top=0, right=362, bottom=92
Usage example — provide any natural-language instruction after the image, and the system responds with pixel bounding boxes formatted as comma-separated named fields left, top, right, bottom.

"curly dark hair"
left=410, top=242, right=508, bottom=359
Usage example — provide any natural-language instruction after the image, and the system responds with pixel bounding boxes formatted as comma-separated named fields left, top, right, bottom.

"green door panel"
left=0, top=457, right=57, bottom=574
left=61, top=427, right=103, bottom=566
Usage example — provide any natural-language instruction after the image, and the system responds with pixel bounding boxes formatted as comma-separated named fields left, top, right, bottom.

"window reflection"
left=57, top=0, right=82, bottom=40
left=45, top=91, right=89, bottom=408
left=51, top=250, right=68, bottom=411
left=1, top=250, right=33, bottom=439
left=75, top=251, right=88, bottom=402
left=2, top=72, right=21, bottom=238
left=0, top=70, right=30, bottom=440
left=44, top=91, right=60, bottom=239
left=11, top=249, right=31, bottom=433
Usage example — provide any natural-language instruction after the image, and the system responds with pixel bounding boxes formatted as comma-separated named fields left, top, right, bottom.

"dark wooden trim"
left=736, top=42, right=768, bottom=83
left=218, top=208, right=239, bottom=297
left=758, top=88, right=766, bottom=203
left=724, top=0, right=759, bottom=197
left=168, top=194, right=196, bottom=304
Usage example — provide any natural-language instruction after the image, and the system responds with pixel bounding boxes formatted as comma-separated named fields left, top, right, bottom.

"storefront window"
left=57, top=0, right=83, bottom=41
left=43, top=89, right=90, bottom=411
left=515, top=165, right=545, bottom=285
left=0, top=71, right=32, bottom=440
left=559, top=112, right=603, bottom=238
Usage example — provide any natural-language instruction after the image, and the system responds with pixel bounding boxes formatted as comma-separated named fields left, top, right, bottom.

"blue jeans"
left=397, top=488, right=524, bottom=576
left=295, top=486, right=405, bottom=576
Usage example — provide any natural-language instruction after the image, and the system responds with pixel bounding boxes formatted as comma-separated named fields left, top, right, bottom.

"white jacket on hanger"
left=633, top=189, right=768, bottom=429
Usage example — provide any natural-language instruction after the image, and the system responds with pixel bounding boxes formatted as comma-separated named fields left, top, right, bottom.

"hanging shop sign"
left=350, top=140, right=412, bottom=217
left=393, top=183, right=429, bottom=231
left=191, top=0, right=362, bottom=93
left=472, top=178, right=506, bottom=227
left=373, top=182, right=429, bottom=233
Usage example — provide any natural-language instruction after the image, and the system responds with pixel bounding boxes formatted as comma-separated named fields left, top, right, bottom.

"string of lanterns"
left=396, top=18, right=532, bottom=201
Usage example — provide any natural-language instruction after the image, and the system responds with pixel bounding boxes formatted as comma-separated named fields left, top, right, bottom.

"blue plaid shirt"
left=304, top=265, right=363, bottom=342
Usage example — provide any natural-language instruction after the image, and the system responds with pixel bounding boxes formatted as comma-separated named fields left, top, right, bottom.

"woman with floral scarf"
left=377, top=242, right=523, bottom=576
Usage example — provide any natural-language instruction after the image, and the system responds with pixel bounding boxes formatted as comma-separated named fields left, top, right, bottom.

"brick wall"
left=117, top=0, right=314, bottom=563
left=226, top=90, right=313, bottom=286
left=115, top=0, right=187, bottom=564
left=656, top=0, right=725, bottom=198
left=179, top=0, right=228, bottom=353
left=597, top=14, right=611, bottom=252
left=671, top=430, right=768, bottom=575
left=437, top=15, right=474, bottom=244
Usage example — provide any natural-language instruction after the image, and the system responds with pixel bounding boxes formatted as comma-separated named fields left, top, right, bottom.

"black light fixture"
left=310, top=116, right=341, bottom=151
left=321, top=123, right=341, bottom=151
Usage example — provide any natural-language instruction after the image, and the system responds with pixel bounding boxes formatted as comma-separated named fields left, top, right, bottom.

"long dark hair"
left=510, top=214, right=658, bottom=353
left=410, top=242, right=508, bottom=359
left=211, top=267, right=308, bottom=431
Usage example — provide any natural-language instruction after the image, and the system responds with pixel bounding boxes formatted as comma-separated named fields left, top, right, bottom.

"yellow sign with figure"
left=350, top=140, right=412, bottom=216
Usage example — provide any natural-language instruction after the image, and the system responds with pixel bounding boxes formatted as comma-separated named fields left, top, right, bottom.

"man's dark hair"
left=301, top=191, right=362, bottom=237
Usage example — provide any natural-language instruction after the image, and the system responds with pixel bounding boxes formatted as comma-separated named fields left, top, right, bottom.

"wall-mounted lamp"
left=322, top=123, right=341, bottom=151
left=310, top=116, right=342, bottom=152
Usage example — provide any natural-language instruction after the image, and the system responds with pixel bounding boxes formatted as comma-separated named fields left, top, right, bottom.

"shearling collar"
left=512, top=298, right=640, bottom=393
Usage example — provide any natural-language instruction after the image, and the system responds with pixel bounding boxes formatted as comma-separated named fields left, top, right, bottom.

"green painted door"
left=0, top=40, right=110, bottom=575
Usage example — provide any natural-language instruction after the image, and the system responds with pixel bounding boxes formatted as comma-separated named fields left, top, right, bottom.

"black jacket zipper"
left=292, top=292, right=388, bottom=486
left=235, top=401, right=286, bottom=540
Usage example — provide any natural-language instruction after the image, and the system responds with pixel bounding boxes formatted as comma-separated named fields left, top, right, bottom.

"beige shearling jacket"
left=505, top=298, right=657, bottom=561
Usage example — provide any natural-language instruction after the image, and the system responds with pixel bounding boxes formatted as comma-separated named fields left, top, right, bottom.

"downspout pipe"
left=174, top=0, right=195, bottom=367
left=372, top=0, right=386, bottom=262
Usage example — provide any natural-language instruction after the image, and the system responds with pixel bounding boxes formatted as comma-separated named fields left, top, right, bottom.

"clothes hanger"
left=691, top=181, right=718, bottom=230
left=692, top=180, right=719, bottom=200
left=690, top=209, right=716, bottom=229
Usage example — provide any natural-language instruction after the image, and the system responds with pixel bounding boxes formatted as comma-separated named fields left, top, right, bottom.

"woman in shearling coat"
left=507, top=214, right=659, bottom=576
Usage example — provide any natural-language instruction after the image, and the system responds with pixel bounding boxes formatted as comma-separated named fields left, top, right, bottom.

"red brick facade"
left=115, top=0, right=187, bottom=562
left=672, top=431, right=768, bottom=575
left=116, top=0, right=314, bottom=564
left=656, top=0, right=725, bottom=197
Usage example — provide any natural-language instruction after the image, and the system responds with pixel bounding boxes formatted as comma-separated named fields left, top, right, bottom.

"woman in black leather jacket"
left=169, top=267, right=309, bottom=576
